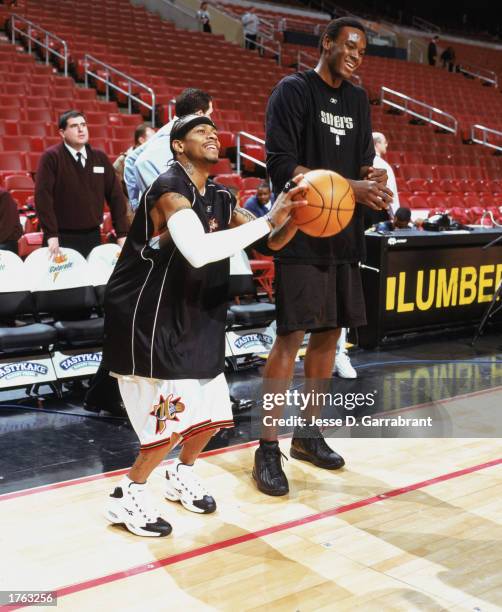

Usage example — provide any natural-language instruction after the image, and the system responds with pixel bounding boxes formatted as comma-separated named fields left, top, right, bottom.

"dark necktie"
left=76, top=152, right=84, bottom=168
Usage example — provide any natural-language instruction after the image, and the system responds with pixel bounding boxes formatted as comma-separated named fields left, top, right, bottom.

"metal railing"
left=236, top=132, right=265, bottom=175
left=257, top=16, right=275, bottom=41
left=407, top=38, right=424, bottom=63
left=167, top=98, right=176, bottom=122
left=84, top=55, right=156, bottom=126
left=10, top=14, right=69, bottom=76
left=458, top=63, right=498, bottom=88
left=245, top=35, right=281, bottom=65
left=277, top=17, right=324, bottom=35
left=470, top=125, right=502, bottom=153
left=411, top=15, right=440, bottom=34
left=297, top=50, right=316, bottom=71
left=381, top=86, right=458, bottom=134
left=296, top=50, right=362, bottom=85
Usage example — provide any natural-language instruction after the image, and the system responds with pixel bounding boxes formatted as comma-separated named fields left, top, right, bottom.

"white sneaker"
left=334, top=352, right=357, bottom=378
left=105, top=477, right=172, bottom=537
left=165, top=459, right=216, bottom=514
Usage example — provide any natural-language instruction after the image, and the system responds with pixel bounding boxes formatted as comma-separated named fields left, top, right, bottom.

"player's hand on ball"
left=352, top=179, right=393, bottom=211
left=268, top=175, right=308, bottom=229
left=366, top=167, right=388, bottom=185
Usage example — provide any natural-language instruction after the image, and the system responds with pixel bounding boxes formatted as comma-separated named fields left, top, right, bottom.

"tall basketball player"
left=253, top=18, right=393, bottom=496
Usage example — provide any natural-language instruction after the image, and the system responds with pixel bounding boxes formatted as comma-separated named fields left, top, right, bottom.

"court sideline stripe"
left=1, top=383, right=501, bottom=502
left=4, top=456, right=501, bottom=609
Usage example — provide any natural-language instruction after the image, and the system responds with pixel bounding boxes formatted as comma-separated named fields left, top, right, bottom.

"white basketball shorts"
left=111, top=372, right=234, bottom=452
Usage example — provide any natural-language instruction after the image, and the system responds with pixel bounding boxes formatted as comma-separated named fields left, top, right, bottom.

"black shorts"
left=275, top=262, right=367, bottom=335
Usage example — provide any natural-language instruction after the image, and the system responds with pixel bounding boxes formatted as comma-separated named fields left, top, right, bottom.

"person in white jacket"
left=242, top=8, right=260, bottom=50
left=372, top=131, right=400, bottom=213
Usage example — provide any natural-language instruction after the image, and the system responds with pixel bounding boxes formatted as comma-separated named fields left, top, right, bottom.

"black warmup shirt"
left=266, top=70, right=375, bottom=264
left=102, top=162, right=236, bottom=380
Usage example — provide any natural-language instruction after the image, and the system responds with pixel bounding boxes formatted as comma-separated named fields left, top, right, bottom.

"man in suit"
left=35, top=110, right=128, bottom=259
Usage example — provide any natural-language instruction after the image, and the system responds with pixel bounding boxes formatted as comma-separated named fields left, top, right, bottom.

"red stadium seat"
left=427, top=196, right=447, bottom=211
left=434, top=166, right=456, bottom=180
left=88, top=125, right=109, bottom=139
left=467, top=207, right=484, bottom=224
left=450, top=207, right=469, bottom=224
left=10, top=190, right=35, bottom=207
left=400, top=164, right=432, bottom=180
left=408, top=195, right=429, bottom=209
left=214, top=173, right=242, bottom=190
left=464, top=195, right=482, bottom=208
left=112, top=126, right=135, bottom=140
left=18, top=122, right=52, bottom=137
left=0, top=108, right=23, bottom=121
left=445, top=195, right=465, bottom=209
left=25, top=152, right=42, bottom=174
left=406, top=178, right=429, bottom=192
left=28, top=109, right=54, bottom=123
left=108, top=139, right=133, bottom=156
left=211, top=158, right=233, bottom=175
left=17, top=232, right=43, bottom=258
left=43, top=137, right=61, bottom=149
left=0, top=135, right=44, bottom=153
left=241, top=177, right=263, bottom=190
left=0, top=151, right=25, bottom=172
left=85, top=112, right=108, bottom=125
left=4, top=175, right=34, bottom=190
left=217, top=131, right=236, bottom=157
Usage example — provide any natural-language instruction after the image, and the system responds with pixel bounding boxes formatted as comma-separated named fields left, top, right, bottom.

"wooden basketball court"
left=2, top=388, right=501, bottom=612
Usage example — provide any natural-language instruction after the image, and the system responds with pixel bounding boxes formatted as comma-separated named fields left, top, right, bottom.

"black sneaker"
left=290, top=424, right=345, bottom=470
left=252, top=440, right=289, bottom=496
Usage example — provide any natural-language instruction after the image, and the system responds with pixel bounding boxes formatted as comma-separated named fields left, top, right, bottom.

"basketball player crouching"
left=101, top=114, right=308, bottom=537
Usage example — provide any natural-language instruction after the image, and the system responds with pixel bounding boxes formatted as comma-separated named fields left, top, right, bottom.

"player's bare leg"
left=290, top=328, right=345, bottom=470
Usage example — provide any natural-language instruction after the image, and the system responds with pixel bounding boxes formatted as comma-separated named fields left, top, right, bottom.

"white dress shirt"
left=373, top=154, right=400, bottom=213
left=64, top=143, right=87, bottom=167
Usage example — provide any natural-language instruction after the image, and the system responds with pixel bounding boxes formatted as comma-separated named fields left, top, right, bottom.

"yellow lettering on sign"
left=416, top=269, right=435, bottom=310
left=494, top=263, right=502, bottom=297
left=397, top=272, right=414, bottom=312
left=478, top=264, right=495, bottom=303
left=386, top=276, right=396, bottom=311
left=436, top=268, right=458, bottom=308
left=458, top=267, right=477, bottom=305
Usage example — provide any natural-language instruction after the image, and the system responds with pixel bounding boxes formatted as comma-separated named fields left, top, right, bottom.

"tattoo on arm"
left=232, top=207, right=256, bottom=223
left=267, top=218, right=296, bottom=249
left=169, top=193, right=191, bottom=210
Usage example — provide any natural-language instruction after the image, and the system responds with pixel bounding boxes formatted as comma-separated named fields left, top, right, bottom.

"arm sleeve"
left=360, top=90, right=376, bottom=168
left=34, top=151, right=59, bottom=239
left=265, top=76, right=308, bottom=194
left=167, top=208, right=270, bottom=268
left=103, top=155, right=129, bottom=238
left=135, top=133, right=173, bottom=193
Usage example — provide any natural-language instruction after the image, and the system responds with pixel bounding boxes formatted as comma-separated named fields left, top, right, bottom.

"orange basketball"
left=293, top=169, right=355, bottom=237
